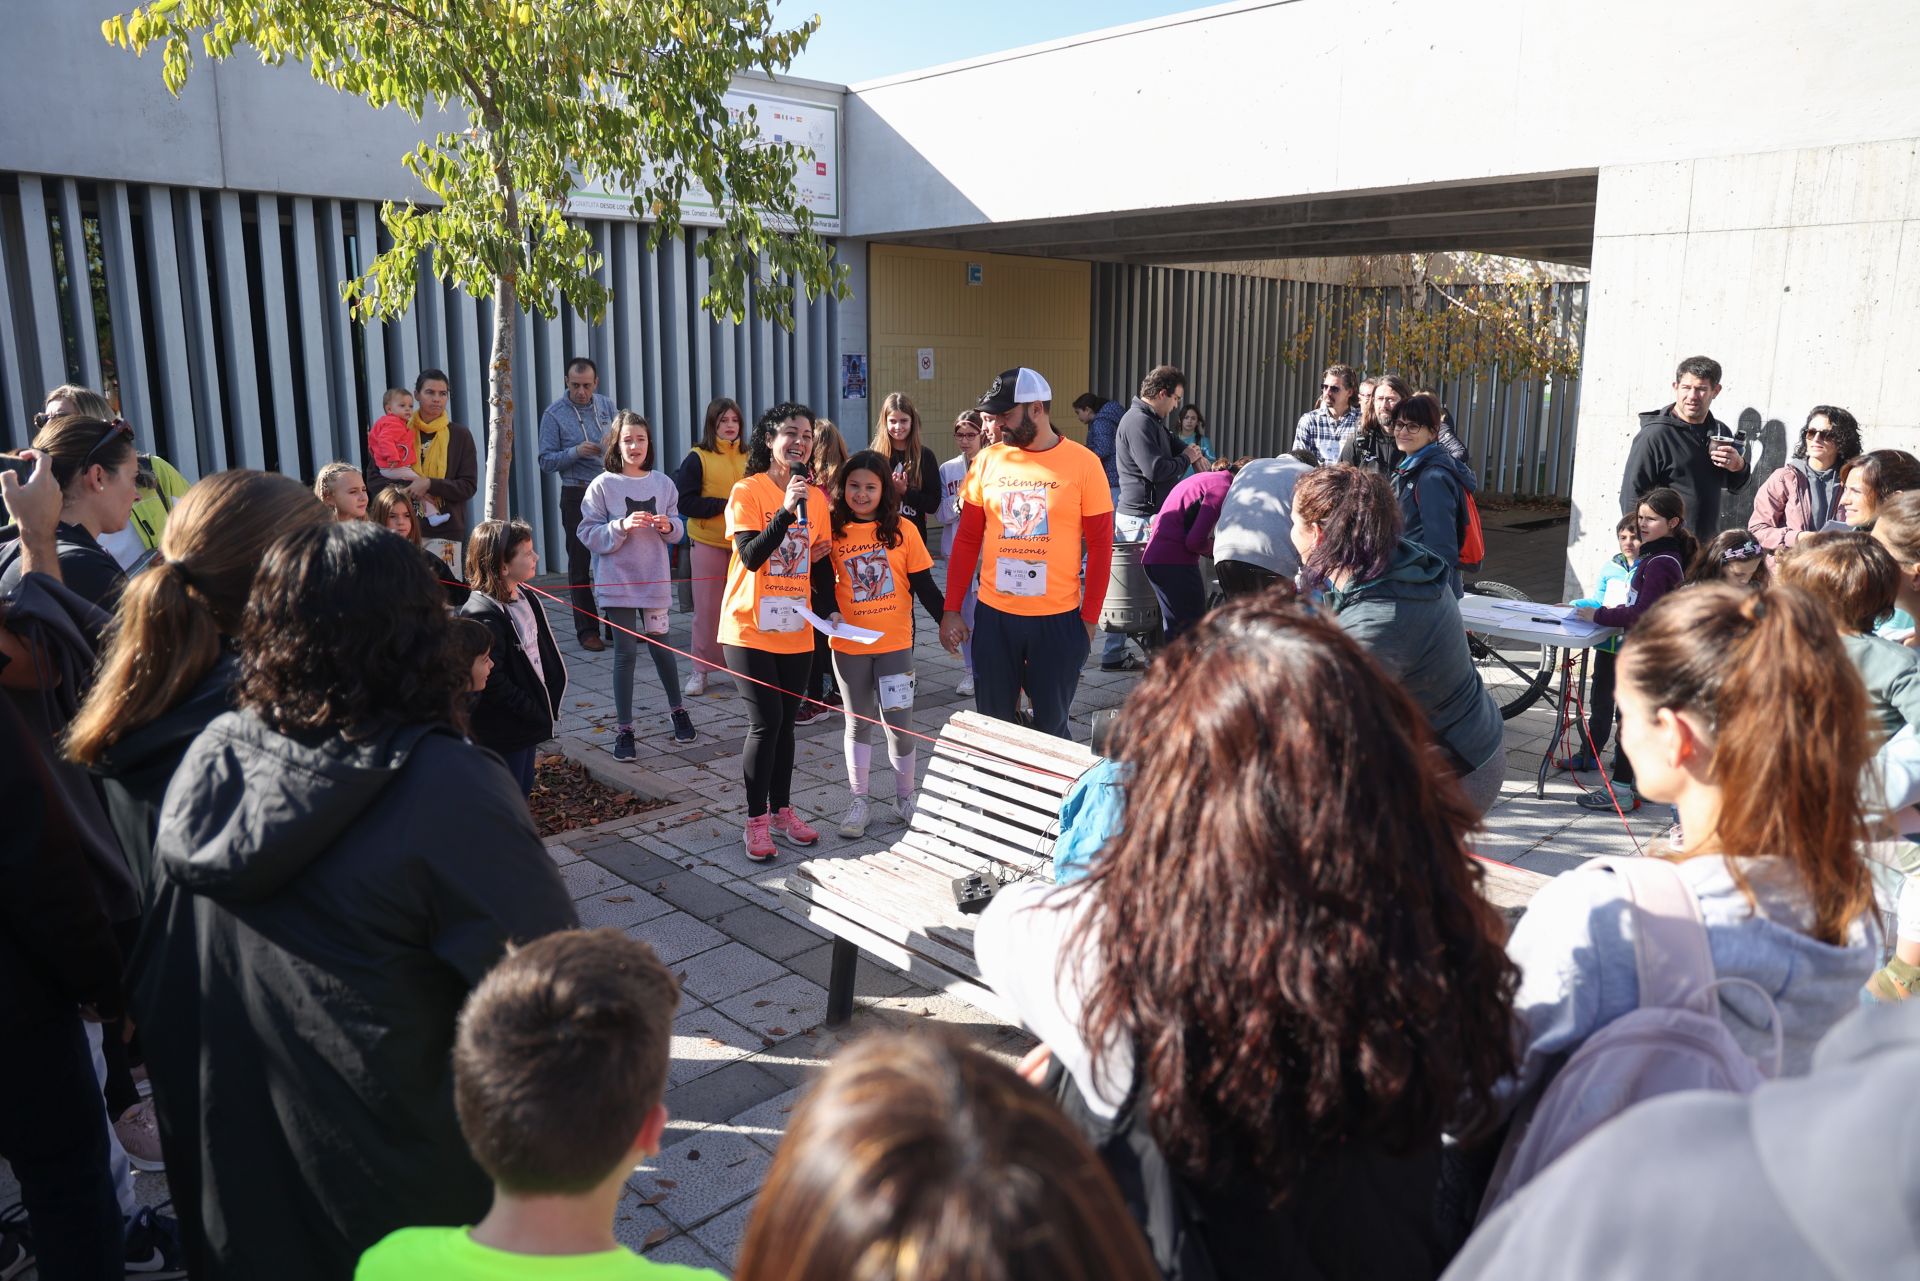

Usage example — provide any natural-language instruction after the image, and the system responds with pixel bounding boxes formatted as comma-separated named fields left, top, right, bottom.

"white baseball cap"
left=977, top=367, right=1052, bottom=413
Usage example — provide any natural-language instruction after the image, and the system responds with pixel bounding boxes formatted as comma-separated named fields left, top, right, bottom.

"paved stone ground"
left=7, top=515, right=1672, bottom=1275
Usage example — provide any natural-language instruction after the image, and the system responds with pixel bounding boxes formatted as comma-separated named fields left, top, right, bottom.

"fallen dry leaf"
left=656, top=1177, right=678, bottom=1188
left=605, top=894, right=632, bottom=903
left=642, top=1226, right=670, bottom=1249
left=769, top=1026, right=788, bottom=1036
left=638, top=1191, right=668, bottom=1206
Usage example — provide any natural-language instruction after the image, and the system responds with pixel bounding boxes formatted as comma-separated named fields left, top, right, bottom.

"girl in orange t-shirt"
left=823, top=451, right=949, bottom=839
left=720, top=404, right=834, bottom=862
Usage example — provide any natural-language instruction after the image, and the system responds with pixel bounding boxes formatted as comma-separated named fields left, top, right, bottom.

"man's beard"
left=1002, top=409, right=1040, bottom=447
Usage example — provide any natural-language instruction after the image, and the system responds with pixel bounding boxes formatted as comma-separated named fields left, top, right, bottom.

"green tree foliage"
left=104, top=0, right=849, bottom=517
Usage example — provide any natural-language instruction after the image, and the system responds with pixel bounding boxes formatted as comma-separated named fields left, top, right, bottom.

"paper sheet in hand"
left=795, top=603, right=882, bottom=644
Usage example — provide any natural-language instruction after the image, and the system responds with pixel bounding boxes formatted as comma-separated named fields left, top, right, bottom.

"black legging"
left=723, top=644, right=812, bottom=818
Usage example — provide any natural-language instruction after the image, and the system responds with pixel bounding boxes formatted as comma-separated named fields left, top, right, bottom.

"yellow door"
left=867, top=245, right=1091, bottom=466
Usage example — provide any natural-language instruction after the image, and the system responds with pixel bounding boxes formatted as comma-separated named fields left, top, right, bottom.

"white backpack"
left=1479, top=856, right=1783, bottom=1219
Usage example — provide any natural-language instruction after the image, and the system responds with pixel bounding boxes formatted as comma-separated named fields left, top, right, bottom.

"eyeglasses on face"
left=1322, top=383, right=1345, bottom=393
left=954, top=430, right=981, bottom=439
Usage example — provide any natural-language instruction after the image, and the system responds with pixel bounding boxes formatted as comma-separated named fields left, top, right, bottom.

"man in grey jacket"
left=1445, top=1001, right=1920, bottom=1281
left=1108, top=365, right=1204, bottom=670
left=537, top=356, right=616, bottom=650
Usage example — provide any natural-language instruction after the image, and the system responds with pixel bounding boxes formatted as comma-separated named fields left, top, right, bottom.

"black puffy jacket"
left=457, top=589, right=568, bottom=753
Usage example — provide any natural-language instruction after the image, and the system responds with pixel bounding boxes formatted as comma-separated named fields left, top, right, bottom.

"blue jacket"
left=1392, top=442, right=1479, bottom=595
left=1086, top=400, right=1124, bottom=488
left=1051, top=758, right=1127, bottom=884
left=1572, top=553, right=1635, bottom=654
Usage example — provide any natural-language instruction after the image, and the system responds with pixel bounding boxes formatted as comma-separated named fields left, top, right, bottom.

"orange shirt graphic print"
left=999, top=486, right=1051, bottom=539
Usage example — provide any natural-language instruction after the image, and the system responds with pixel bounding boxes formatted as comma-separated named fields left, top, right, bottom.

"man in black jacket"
left=1109, top=365, right=1204, bottom=670
left=1619, top=355, right=1749, bottom=533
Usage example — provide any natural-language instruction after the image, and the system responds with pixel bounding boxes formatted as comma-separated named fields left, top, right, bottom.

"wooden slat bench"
left=785, top=710, right=1556, bottom=1026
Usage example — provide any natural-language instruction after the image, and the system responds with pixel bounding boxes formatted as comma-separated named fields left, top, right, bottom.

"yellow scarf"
left=410, top=411, right=451, bottom=479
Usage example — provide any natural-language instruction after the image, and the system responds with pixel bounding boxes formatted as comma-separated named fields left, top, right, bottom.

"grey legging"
left=831, top=647, right=916, bottom=756
left=604, top=606, right=683, bottom=725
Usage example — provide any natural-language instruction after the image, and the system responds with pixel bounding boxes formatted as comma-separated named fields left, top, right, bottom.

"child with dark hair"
left=1556, top=512, right=1641, bottom=774
left=356, top=929, right=715, bottom=1280
left=1570, top=487, right=1698, bottom=811
left=1684, top=529, right=1768, bottom=587
left=450, top=617, right=495, bottom=694
left=458, top=520, right=568, bottom=795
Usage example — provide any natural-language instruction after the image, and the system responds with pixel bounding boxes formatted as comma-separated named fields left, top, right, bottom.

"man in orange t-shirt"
left=940, top=367, right=1115, bottom=739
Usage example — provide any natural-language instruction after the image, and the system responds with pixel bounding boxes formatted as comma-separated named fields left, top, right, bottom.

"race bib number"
left=877, top=671, right=916, bottom=712
left=994, top=557, right=1048, bottom=597
left=757, top=596, right=805, bottom=633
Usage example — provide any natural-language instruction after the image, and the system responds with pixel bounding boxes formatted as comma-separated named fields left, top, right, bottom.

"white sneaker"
left=956, top=673, right=975, bottom=698
left=686, top=670, right=707, bottom=697
left=893, top=791, right=917, bottom=826
left=838, top=796, right=871, bottom=838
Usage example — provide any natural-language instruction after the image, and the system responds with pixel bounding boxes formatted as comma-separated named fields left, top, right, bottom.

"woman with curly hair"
left=129, top=522, right=577, bottom=1281
left=977, top=595, right=1520, bottom=1280
left=1748, top=405, right=1861, bottom=549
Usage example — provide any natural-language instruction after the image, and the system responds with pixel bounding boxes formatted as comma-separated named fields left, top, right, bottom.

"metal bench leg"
left=825, top=937, right=858, bottom=1027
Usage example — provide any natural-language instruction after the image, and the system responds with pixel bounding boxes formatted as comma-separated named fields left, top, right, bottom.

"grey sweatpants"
left=831, top=646, right=917, bottom=757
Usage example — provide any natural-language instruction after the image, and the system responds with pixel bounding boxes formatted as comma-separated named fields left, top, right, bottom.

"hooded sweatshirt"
left=1324, top=540, right=1505, bottom=774
left=1621, top=405, right=1752, bottom=534
left=1448, top=991, right=1920, bottom=1281
left=130, top=709, right=578, bottom=1281
left=1749, top=459, right=1842, bottom=549
left=1501, top=855, right=1878, bottom=1108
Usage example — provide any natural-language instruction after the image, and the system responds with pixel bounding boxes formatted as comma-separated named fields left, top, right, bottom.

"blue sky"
left=782, top=0, right=1206, bottom=84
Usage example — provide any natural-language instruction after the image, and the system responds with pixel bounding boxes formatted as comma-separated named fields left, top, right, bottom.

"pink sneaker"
left=743, top=813, right=777, bottom=862
left=770, top=806, right=820, bottom=848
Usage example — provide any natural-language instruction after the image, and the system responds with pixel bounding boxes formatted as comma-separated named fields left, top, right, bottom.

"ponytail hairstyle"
left=1772, top=530, right=1897, bottom=633
left=313, top=461, right=361, bottom=506
left=66, top=470, right=331, bottom=764
left=829, top=449, right=904, bottom=547
left=1634, top=486, right=1700, bottom=564
left=1291, top=464, right=1403, bottom=586
left=1683, top=529, right=1767, bottom=586
left=871, top=392, right=925, bottom=488
left=31, top=415, right=136, bottom=493
left=1619, top=583, right=1875, bottom=945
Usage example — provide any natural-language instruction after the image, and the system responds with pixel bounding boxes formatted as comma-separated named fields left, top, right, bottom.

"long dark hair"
left=1683, top=529, right=1767, bottom=587
left=1292, top=464, right=1403, bottom=584
left=1841, top=449, right=1920, bottom=512
left=735, top=1032, right=1159, bottom=1281
left=237, top=523, right=468, bottom=740
left=1635, top=486, right=1701, bottom=563
left=1074, top=596, right=1519, bottom=1199
left=1621, top=584, right=1874, bottom=945
left=830, top=449, right=905, bottom=546
left=602, top=410, right=653, bottom=473
left=697, top=396, right=744, bottom=454
left=745, top=402, right=816, bottom=478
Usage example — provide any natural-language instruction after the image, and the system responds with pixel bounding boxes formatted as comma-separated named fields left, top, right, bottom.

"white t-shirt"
left=503, top=592, right=546, bottom=687
left=938, top=454, right=969, bottom=559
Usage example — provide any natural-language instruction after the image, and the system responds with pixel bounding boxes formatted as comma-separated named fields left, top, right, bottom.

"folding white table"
left=1457, top=596, right=1621, bottom=798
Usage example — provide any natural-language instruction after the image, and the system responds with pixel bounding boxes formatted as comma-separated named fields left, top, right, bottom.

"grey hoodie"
left=132, top=709, right=578, bottom=1280
left=1324, top=540, right=1505, bottom=773
left=1447, top=1000, right=1920, bottom=1281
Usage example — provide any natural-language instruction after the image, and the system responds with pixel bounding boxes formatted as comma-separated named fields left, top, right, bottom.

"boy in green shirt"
left=357, top=929, right=721, bottom=1280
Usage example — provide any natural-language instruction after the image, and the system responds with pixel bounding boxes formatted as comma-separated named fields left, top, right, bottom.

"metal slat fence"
left=0, top=171, right=841, bottom=558
left=1091, top=263, right=1587, bottom=500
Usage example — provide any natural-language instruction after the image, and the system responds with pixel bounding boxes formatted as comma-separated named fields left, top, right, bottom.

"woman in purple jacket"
left=1142, top=460, right=1244, bottom=641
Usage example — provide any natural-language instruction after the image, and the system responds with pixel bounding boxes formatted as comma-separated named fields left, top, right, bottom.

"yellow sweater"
left=685, top=441, right=746, bottom=548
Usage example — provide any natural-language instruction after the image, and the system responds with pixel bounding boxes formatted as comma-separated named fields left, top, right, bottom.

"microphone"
left=790, top=460, right=811, bottom=480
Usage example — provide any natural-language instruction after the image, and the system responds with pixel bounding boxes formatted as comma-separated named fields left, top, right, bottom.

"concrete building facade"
left=6, top=0, right=1919, bottom=591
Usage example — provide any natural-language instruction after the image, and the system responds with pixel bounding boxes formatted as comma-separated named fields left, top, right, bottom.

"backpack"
left=1457, top=491, right=1485, bottom=570
left=1478, top=857, right=1782, bottom=1221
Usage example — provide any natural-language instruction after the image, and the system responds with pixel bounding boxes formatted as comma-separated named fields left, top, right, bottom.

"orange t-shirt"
left=826, top=518, right=933, bottom=655
left=718, top=472, right=832, bottom=654
left=960, top=437, right=1114, bottom=617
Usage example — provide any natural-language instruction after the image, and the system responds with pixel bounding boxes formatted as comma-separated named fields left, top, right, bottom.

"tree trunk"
left=484, top=268, right=516, bottom=521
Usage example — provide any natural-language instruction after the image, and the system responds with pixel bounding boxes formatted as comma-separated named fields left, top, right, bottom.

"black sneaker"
left=671, top=709, right=697, bottom=744
left=0, top=1202, right=32, bottom=1281
left=794, top=701, right=821, bottom=726
left=613, top=729, right=636, bottom=762
left=124, top=1203, right=187, bottom=1279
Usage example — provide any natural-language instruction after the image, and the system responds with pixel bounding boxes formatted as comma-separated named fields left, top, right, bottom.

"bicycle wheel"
left=1465, top=581, right=1557, bottom=720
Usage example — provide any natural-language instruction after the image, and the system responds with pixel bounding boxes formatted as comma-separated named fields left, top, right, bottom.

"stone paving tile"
left=558, top=858, right=627, bottom=900
left=728, top=1084, right=810, bottom=1154
left=685, top=858, right=741, bottom=887
left=580, top=840, right=686, bottom=886
left=678, top=941, right=790, bottom=1004
left=724, top=876, right=786, bottom=913
left=543, top=841, right=584, bottom=867
left=654, top=869, right=753, bottom=918
left=573, top=885, right=676, bottom=930
left=631, top=1127, right=772, bottom=1230
left=711, top=901, right=823, bottom=961
left=642, top=1232, right=731, bottom=1272
left=652, top=814, right=755, bottom=858
left=689, top=1196, right=758, bottom=1267
left=787, top=941, right=919, bottom=999
left=663, top=1059, right=791, bottom=1131
left=611, top=1194, right=674, bottom=1252
left=627, top=909, right=729, bottom=967
left=717, top=974, right=831, bottom=1044
left=1515, top=848, right=1599, bottom=876
left=668, top=1005, right=765, bottom=1088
